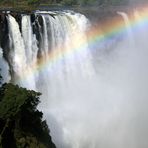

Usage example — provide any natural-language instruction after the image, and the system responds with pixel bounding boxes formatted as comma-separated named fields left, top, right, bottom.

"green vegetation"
left=27, top=0, right=40, bottom=5
left=0, top=71, right=56, bottom=148
left=0, top=0, right=129, bottom=10
left=60, top=0, right=78, bottom=6
left=54, top=0, right=128, bottom=6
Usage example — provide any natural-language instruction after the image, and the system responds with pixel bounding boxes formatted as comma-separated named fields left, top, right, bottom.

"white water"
left=22, top=15, right=38, bottom=65
left=7, top=14, right=37, bottom=90
left=2, top=10, right=148, bottom=148
left=0, top=47, right=10, bottom=83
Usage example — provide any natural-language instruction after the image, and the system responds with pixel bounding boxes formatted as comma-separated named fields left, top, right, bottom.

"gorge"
left=0, top=5, right=148, bottom=148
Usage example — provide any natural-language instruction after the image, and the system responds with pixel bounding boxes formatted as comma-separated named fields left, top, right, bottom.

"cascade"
left=117, top=11, right=135, bottom=46
left=0, top=8, right=148, bottom=148
left=0, top=47, right=10, bottom=82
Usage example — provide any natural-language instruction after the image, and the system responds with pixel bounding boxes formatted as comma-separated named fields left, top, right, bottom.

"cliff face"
left=0, top=11, right=56, bottom=148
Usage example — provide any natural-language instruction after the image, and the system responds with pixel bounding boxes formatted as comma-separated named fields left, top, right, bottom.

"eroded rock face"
left=0, top=12, right=9, bottom=62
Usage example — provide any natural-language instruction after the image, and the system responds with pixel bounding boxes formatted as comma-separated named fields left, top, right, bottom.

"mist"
left=40, top=7, right=148, bottom=148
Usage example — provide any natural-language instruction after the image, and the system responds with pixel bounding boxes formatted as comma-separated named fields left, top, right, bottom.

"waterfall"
left=7, top=14, right=36, bottom=89
left=1, top=8, right=148, bottom=148
left=2, top=11, right=94, bottom=148
left=21, top=15, right=38, bottom=65
left=117, top=11, right=135, bottom=46
left=0, top=47, right=10, bottom=83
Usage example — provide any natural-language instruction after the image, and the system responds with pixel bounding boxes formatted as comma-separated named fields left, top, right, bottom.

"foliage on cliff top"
left=0, top=80, right=56, bottom=148
left=0, top=0, right=129, bottom=10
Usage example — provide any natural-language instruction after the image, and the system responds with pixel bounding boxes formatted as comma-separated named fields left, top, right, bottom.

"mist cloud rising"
left=41, top=8, right=148, bottom=148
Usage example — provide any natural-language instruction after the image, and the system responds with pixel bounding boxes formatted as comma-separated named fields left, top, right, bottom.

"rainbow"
left=18, top=6, right=148, bottom=84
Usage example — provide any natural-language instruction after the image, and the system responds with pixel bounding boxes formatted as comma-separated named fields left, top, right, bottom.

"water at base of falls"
left=1, top=8, right=148, bottom=148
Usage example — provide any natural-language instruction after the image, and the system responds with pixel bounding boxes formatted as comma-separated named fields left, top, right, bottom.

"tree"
left=60, top=0, right=78, bottom=6
left=27, top=0, right=40, bottom=6
left=0, top=83, right=56, bottom=148
left=78, top=0, right=98, bottom=6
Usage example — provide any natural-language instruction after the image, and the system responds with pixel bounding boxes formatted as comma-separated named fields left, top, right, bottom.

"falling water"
left=1, top=9, right=148, bottom=148
left=0, top=47, right=10, bottom=83
left=7, top=14, right=36, bottom=89
left=117, top=11, right=135, bottom=46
